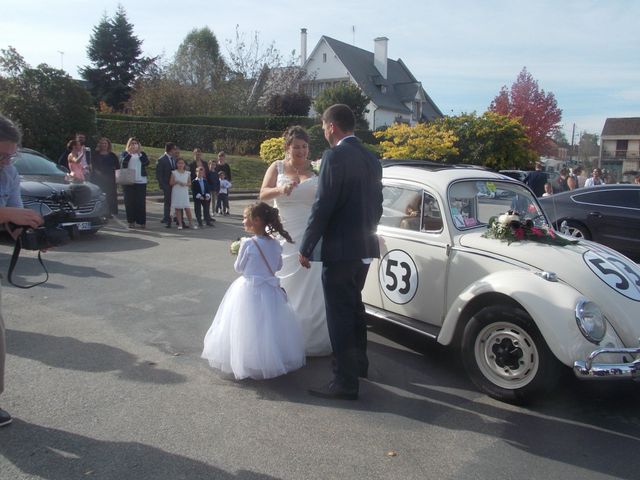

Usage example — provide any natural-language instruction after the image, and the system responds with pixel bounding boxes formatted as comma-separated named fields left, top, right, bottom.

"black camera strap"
left=7, top=240, right=49, bottom=289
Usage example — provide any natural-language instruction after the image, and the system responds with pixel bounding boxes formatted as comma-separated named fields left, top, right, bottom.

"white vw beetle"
left=363, top=161, right=640, bottom=403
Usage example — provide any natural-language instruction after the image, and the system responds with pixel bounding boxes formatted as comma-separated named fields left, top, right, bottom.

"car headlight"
left=575, top=300, right=607, bottom=344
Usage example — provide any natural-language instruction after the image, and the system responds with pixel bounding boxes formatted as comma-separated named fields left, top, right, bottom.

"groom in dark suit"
left=299, top=104, right=383, bottom=400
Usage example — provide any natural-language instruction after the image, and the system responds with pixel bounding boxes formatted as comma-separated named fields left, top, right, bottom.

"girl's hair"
left=67, top=139, right=81, bottom=150
left=96, top=137, right=112, bottom=152
left=125, top=137, right=140, bottom=151
left=246, top=202, right=293, bottom=243
left=283, top=125, right=309, bottom=147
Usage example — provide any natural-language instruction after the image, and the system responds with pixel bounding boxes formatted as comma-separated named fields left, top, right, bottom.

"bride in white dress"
left=260, top=126, right=332, bottom=356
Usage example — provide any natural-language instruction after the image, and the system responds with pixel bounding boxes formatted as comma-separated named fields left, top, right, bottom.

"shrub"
left=97, top=118, right=280, bottom=155
left=267, top=92, right=312, bottom=117
left=307, top=124, right=327, bottom=161
left=260, top=137, right=285, bottom=164
left=97, top=113, right=316, bottom=131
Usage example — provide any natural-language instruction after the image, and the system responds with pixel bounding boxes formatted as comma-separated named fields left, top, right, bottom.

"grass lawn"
left=112, top=144, right=268, bottom=193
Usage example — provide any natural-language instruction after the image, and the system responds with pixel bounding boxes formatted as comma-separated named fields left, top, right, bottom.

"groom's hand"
left=298, top=253, right=311, bottom=269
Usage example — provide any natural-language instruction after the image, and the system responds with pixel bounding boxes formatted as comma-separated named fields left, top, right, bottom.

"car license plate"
left=77, top=222, right=92, bottom=231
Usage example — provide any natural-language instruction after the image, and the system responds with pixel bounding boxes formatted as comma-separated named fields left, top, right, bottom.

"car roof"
left=382, top=159, right=517, bottom=190
left=542, top=184, right=640, bottom=199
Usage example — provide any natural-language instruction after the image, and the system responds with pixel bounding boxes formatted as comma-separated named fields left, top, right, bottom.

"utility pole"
left=57, top=51, right=64, bottom=71
left=569, top=123, right=575, bottom=165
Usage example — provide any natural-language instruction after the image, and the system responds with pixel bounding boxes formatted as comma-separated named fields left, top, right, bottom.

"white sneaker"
left=193, top=224, right=198, bottom=230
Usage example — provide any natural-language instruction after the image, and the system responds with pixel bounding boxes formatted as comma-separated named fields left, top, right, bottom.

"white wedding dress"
left=274, top=160, right=332, bottom=356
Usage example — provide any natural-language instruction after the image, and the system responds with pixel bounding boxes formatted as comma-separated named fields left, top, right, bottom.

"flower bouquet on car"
left=483, top=210, right=577, bottom=246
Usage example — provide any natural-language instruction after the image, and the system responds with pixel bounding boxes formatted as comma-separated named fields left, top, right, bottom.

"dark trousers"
left=123, top=183, right=147, bottom=225
left=161, top=185, right=172, bottom=223
left=216, top=193, right=229, bottom=213
left=322, top=260, right=370, bottom=391
left=194, top=199, right=212, bottom=224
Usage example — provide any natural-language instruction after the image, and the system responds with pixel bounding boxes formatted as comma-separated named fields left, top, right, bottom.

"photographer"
left=0, top=114, right=44, bottom=427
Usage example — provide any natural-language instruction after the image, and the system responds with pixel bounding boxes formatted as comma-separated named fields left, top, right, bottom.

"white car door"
left=363, top=182, right=451, bottom=333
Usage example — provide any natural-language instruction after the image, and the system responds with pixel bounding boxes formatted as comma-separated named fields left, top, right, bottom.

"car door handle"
left=588, top=211, right=603, bottom=219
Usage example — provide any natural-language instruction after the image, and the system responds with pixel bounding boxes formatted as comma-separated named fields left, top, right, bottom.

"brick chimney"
left=374, top=37, right=388, bottom=79
left=301, top=28, right=307, bottom=66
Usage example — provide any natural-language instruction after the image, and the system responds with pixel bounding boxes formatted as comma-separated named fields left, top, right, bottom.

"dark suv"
left=14, top=148, right=109, bottom=236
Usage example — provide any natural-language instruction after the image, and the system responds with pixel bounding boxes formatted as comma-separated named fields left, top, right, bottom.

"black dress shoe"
left=0, top=408, right=12, bottom=427
left=308, top=382, right=358, bottom=400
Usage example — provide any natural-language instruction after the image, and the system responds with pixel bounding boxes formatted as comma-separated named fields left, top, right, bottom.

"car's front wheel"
left=461, top=305, right=561, bottom=404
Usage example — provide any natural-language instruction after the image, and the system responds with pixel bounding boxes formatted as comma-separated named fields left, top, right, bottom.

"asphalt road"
left=0, top=198, right=639, bottom=480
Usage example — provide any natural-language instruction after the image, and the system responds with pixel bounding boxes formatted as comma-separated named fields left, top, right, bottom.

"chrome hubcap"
left=474, top=321, right=539, bottom=389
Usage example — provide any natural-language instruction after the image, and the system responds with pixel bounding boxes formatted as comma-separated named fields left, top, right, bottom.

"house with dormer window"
left=600, top=117, right=640, bottom=182
left=298, top=29, right=442, bottom=129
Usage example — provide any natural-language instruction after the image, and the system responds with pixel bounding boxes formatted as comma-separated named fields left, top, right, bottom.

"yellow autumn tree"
left=373, top=122, right=458, bottom=160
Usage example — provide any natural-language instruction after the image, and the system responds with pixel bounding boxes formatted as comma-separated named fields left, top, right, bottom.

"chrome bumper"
left=573, top=347, right=640, bottom=380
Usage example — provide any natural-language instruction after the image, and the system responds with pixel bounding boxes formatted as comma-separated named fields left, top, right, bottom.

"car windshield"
left=14, top=150, right=66, bottom=177
left=448, top=180, right=548, bottom=230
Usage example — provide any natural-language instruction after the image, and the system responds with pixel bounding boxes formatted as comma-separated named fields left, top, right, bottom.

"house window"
left=323, top=53, right=327, bottom=63
left=616, top=140, right=628, bottom=158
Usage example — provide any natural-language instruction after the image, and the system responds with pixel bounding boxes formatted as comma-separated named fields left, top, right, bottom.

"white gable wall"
left=305, top=40, right=351, bottom=81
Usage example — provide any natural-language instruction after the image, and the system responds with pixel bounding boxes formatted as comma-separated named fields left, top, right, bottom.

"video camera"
left=19, top=211, right=70, bottom=250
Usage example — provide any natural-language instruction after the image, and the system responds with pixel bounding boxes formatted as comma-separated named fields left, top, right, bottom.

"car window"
left=449, top=180, right=547, bottom=230
left=381, top=185, right=423, bottom=231
left=573, top=189, right=640, bottom=209
left=422, top=192, right=443, bottom=231
left=14, top=150, right=66, bottom=177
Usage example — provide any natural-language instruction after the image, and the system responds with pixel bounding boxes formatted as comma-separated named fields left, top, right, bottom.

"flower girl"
left=202, top=202, right=305, bottom=379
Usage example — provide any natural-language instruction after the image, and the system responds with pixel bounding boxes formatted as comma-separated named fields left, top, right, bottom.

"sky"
left=2, top=0, right=639, bottom=141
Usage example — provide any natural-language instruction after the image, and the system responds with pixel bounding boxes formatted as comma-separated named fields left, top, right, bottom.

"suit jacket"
left=525, top=170, right=548, bottom=197
left=156, top=153, right=174, bottom=189
left=192, top=177, right=211, bottom=201
left=300, top=136, right=383, bottom=262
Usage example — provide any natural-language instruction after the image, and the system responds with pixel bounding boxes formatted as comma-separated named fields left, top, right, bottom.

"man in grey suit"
left=299, top=104, right=383, bottom=400
left=156, top=142, right=179, bottom=226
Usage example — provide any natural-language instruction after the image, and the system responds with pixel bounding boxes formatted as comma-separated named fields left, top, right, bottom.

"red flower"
left=530, top=227, right=544, bottom=237
left=514, top=228, right=525, bottom=240
left=548, top=229, right=556, bottom=239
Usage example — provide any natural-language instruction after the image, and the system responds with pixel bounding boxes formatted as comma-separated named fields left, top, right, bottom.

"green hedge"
left=97, top=113, right=317, bottom=132
left=97, top=119, right=281, bottom=155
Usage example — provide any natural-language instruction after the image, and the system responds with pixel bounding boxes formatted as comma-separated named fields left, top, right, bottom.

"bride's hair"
left=283, top=125, right=309, bottom=147
left=246, top=202, right=293, bottom=243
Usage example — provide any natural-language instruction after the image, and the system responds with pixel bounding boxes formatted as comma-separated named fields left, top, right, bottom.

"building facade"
left=600, top=117, right=640, bottom=183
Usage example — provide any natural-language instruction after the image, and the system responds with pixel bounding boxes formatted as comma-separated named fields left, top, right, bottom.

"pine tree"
left=80, top=6, right=153, bottom=110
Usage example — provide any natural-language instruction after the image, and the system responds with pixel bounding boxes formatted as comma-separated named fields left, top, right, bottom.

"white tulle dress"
left=171, top=170, right=191, bottom=209
left=202, top=236, right=305, bottom=380
left=273, top=160, right=332, bottom=356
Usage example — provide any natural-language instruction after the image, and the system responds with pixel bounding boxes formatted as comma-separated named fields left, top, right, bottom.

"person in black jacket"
left=299, top=104, right=383, bottom=400
left=525, top=162, right=548, bottom=197
left=192, top=166, right=214, bottom=227
left=120, top=137, right=149, bottom=228
left=213, top=151, right=231, bottom=182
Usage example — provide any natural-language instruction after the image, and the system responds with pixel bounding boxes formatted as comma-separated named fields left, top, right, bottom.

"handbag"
left=252, top=238, right=288, bottom=301
left=115, top=168, right=136, bottom=185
